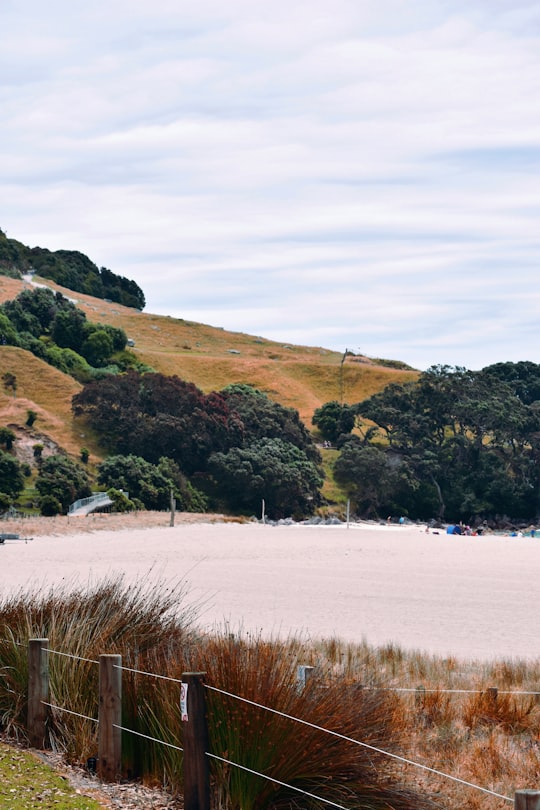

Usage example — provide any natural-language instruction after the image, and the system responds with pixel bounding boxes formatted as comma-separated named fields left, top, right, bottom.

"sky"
left=2, top=0, right=540, bottom=371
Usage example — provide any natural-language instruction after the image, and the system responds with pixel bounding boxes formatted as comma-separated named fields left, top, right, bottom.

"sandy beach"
left=1, top=514, right=539, bottom=662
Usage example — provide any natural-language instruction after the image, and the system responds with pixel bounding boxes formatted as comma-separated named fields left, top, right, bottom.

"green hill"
left=0, top=273, right=417, bottom=464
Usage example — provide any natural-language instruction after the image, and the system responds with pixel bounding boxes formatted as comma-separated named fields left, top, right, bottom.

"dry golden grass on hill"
left=0, top=274, right=418, bottom=458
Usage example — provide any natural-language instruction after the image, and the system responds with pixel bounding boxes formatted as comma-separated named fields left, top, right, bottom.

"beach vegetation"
left=1, top=580, right=540, bottom=807
left=0, top=579, right=437, bottom=810
left=38, top=494, right=63, bottom=516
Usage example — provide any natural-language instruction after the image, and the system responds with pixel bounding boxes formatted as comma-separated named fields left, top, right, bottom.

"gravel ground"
left=35, top=749, right=183, bottom=809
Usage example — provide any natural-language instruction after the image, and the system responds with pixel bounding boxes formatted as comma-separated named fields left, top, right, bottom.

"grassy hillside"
left=0, top=274, right=418, bottom=462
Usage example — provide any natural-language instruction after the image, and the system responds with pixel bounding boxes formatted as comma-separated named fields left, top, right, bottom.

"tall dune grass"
left=1, top=581, right=539, bottom=809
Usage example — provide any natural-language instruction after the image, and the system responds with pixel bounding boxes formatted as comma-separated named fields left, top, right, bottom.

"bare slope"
left=0, top=275, right=417, bottom=458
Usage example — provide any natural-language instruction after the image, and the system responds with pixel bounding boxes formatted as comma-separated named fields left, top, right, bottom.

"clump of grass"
left=462, top=689, right=537, bottom=734
left=0, top=574, right=198, bottom=763
left=191, top=633, right=436, bottom=810
left=2, top=587, right=540, bottom=809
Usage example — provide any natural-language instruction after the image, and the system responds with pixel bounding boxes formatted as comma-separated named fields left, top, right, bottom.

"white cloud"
left=2, top=0, right=540, bottom=370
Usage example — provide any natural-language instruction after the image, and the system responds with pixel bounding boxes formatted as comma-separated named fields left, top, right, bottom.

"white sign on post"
left=180, top=682, right=189, bottom=722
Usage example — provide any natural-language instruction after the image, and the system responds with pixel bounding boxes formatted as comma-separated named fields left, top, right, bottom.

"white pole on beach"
left=261, top=499, right=265, bottom=524
left=346, top=499, right=350, bottom=528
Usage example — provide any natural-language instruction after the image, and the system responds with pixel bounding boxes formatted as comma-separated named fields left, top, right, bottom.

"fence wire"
left=41, top=701, right=97, bottom=724
left=205, top=683, right=514, bottom=803
left=17, top=641, right=532, bottom=805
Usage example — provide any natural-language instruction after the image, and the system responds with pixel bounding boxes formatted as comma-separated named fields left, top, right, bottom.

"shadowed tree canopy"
left=97, top=454, right=207, bottom=512
left=73, top=375, right=324, bottom=517
left=0, top=449, right=25, bottom=501
left=208, top=437, right=324, bottom=519
left=220, top=384, right=321, bottom=462
left=312, top=400, right=356, bottom=443
left=0, top=229, right=146, bottom=309
left=73, top=371, right=242, bottom=474
left=345, top=363, right=540, bottom=523
left=35, top=454, right=91, bottom=513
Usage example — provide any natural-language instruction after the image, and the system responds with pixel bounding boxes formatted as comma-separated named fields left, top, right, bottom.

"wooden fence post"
left=297, top=665, right=315, bottom=691
left=415, top=685, right=426, bottom=707
left=182, top=672, right=210, bottom=810
left=98, top=654, right=122, bottom=782
left=486, top=686, right=498, bottom=704
left=515, top=790, right=540, bottom=809
left=27, top=638, right=49, bottom=749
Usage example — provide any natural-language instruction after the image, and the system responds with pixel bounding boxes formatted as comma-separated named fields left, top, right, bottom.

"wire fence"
left=13, top=639, right=540, bottom=809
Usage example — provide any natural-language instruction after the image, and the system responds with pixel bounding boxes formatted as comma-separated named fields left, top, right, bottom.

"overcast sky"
left=2, top=1, right=540, bottom=371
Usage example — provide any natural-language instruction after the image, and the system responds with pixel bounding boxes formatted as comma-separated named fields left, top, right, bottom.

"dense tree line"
left=331, top=363, right=540, bottom=524
left=72, top=375, right=323, bottom=519
left=0, top=286, right=143, bottom=380
left=0, top=229, right=145, bottom=309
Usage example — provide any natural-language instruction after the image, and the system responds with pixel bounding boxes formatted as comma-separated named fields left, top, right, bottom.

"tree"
left=0, top=313, right=20, bottom=346
left=312, top=401, right=356, bottom=443
left=333, top=444, right=418, bottom=519
left=351, top=363, right=540, bottom=523
left=0, top=427, right=15, bottom=450
left=106, top=487, right=136, bottom=512
left=208, top=438, right=323, bottom=519
left=0, top=449, right=24, bottom=500
left=73, top=372, right=242, bottom=473
left=481, top=360, right=540, bottom=405
left=39, top=495, right=62, bottom=516
left=51, top=307, right=87, bottom=353
left=97, top=454, right=206, bottom=512
left=221, top=384, right=320, bottom=462
left=80, top=328, right=114, bottom=367
left=35, top=455, right=91, bottom=513
left=2, top=372, right=17, bottom=397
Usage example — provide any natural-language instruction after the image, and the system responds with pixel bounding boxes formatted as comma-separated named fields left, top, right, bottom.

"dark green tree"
left=2, top=372, right=17, bottom=396
left=208, top=438, right=323, bottom=519
left=221, top=384, right=320, bottom=462
left=334, top=444, right=418, bottom=519
left=51, top=307, right=87, bottom=353
left=0, top=427, right=15, bottom=450
left=0, top=313, right=20, bottom=346
left=0, top=449, right=24, bottom=500
left=352, top=363, right=540, bottom=523
left=80, top=328, right=114, bottom=367
left=35, top=455, right=91, bottom=513
left=97, top=454, right=206, bottom=511
left=312, top=400, right=356, bottom=442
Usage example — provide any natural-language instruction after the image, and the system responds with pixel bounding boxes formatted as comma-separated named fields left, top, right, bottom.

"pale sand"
left=1, top=515, right=539, bottom=662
